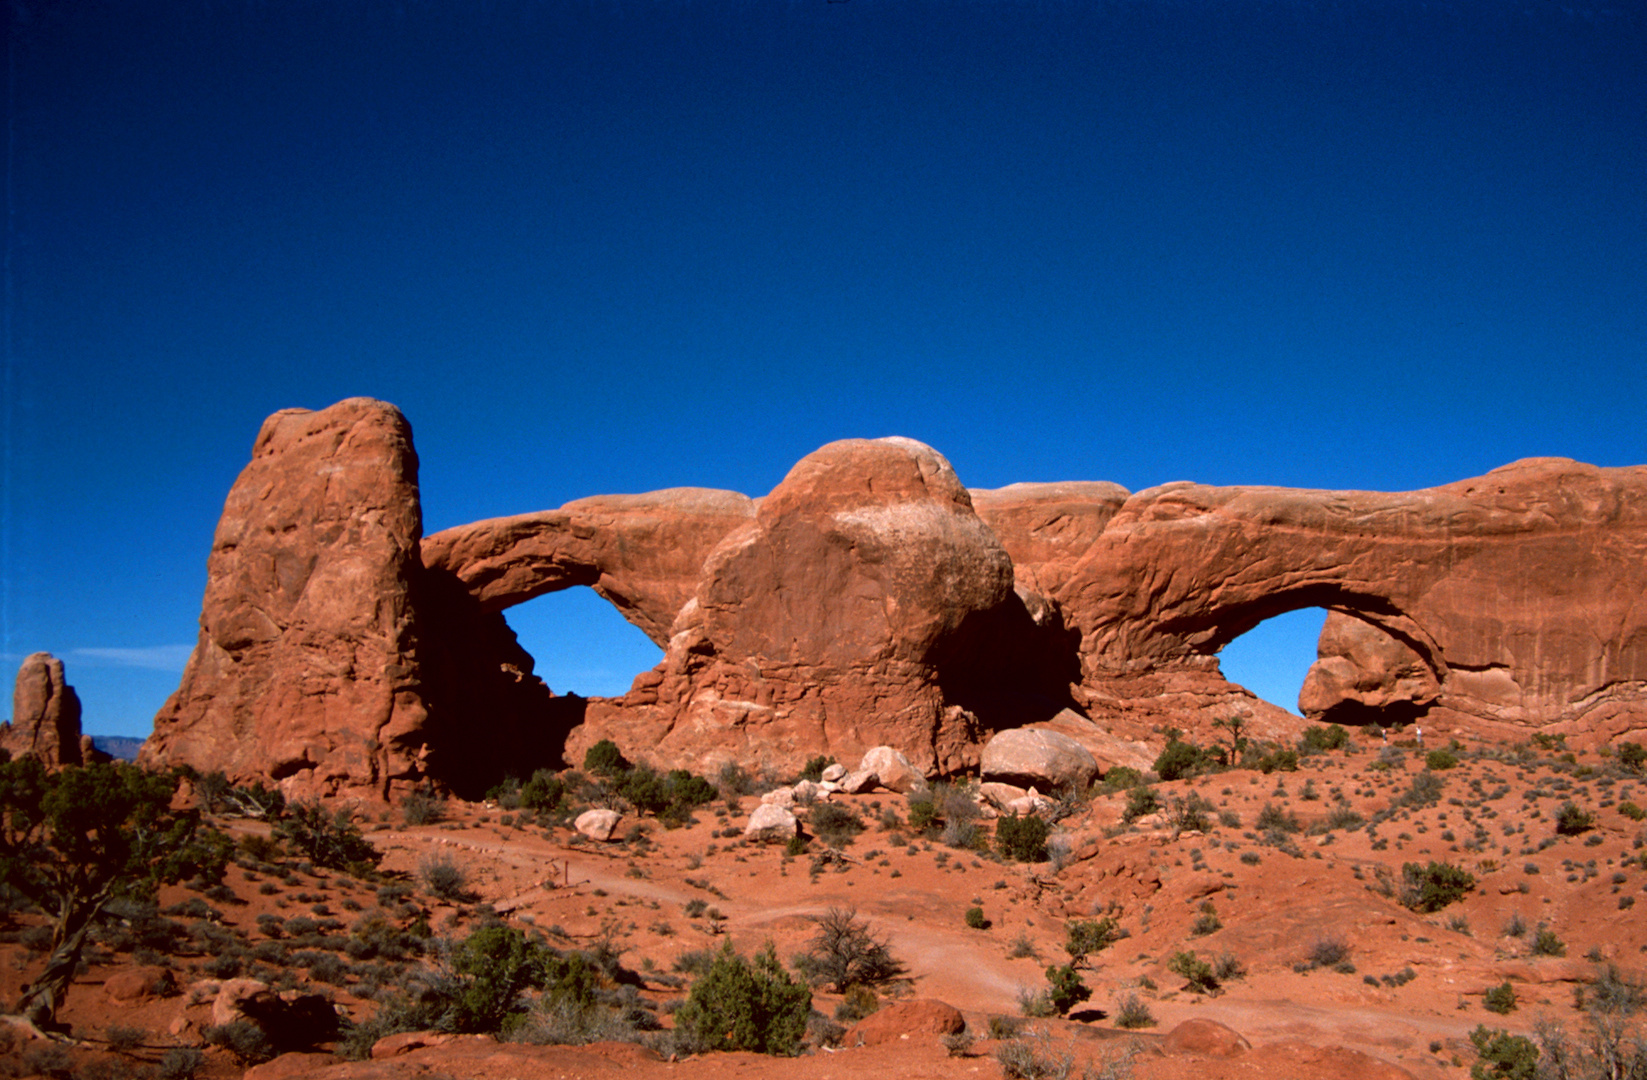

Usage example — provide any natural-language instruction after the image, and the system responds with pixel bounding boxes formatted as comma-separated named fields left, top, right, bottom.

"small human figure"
left=1415, top=725, right=1423, bottom=747
left=1381, top=726, right=1389, bottom=745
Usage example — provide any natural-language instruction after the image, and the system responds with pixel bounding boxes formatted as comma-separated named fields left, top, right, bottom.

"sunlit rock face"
left=143, top=399, right=1647, bottom=797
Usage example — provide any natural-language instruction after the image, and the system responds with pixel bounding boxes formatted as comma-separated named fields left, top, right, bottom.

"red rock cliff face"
left=141, top=400, right=433, bottom=795
left=146, top=400, right=1647, bottom=795
left=1051, top=458, right=1647, bottom=744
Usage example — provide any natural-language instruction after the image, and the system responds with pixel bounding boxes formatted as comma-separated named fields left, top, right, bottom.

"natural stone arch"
left=419, top=488, right=756, bottom=645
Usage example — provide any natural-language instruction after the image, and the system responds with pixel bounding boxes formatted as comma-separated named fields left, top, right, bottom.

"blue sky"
left=3, top=1, right=1643, bottom=738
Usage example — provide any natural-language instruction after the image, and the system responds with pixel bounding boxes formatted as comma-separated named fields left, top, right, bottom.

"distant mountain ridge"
left=90, top=735, right=144, bottom=762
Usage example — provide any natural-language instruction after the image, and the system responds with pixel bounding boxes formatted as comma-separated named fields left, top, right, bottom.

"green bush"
left=1062, top=917, right=1118, bottom=964
left=1620, top=801, right=1646, bottom=822
left=1469, top=1025, right=1538, bottom=1080
left=1255, top=803, right=1300, bottom=834
left=799, top=756, right=835, bottom=783
left=965, top=906, right=988, bottom=930
left=519, top=770, right=566, bottom=812
left=1554, top=801, right=1594, bottom=835
left=673, top=941, right=811, bottom=1055
left=1168, top=950, right=1219, bottom=994
left=1299, top=724, right=1350, bottom=754
left=1154, top=739, right=1210, bottom=782
left=1099, top=766, right=1142, bottom=792
left=995, top=815, right=1050, bottom=863
left=807, top=803, right=865, bottom=848
left=449, top=924, right=555, bottom=1033
left=273, top=801, right=382, bottom=874
left=1617, top=742, right=1647, bottom=773
left=1120, top=785, right=1159, bottom=823
left=583, top=739, right=630, bottom=777
left=1400, top=861, right=1476, bottom=912
left=1042, top=964, right=1090, bottom=1015
left=1530, top=927, right=1565, bottom=957
left=1483, top=980, right=1517, bottom=1014
left=1425, top=749, right=1460, bottom=771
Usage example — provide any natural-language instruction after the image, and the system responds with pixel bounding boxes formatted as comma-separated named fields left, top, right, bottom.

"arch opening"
left=500, top=586, right=666, bottom=699
left=1216, top=607, right=1328, bottom=718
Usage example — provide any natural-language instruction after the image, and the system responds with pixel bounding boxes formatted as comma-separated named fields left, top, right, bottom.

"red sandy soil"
left=4, top=730, right=1645, bottom=1080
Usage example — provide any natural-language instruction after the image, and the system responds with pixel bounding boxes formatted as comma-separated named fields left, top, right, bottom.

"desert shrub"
left=1120, top=785, right=1159, bottom=824
left=1100, top=767, right=1142, bottom=792
left=1299, top=724, right=1350, bottom=755
left=996, top=1029, right=1073, bottom=1080
left=834, top=984, right=879, bottom=1023
left=1617, top=742, right=1647, bottom=773
left=794, top=907, right=903, bottom=992
left=989, top=1015, right=1024, bottom=1040
left=906, top=791, right=940, bottom=833
left=965, top=906, right=989, bottom=930
left=418, top=854, right=470, bottom=903
left=1398, top=770, right=1445, bottom=808
left=400, top=789, right=446, bottom=826
left=1322, top=803, right=1364, bottom=832
left=714, top=762, right=754, bottom=798
left=1190, top=902, right=1222, bottom=936
left=204, top=1020, right=276, bottom=1065
left=1154, top=739, right=1211, bottom=782
left=1470, top=1025, right=1538, bottom=1079
left=1114, top=991, right=1155, bottom=1028
left=807, top=803, right=865, bottom=848
left=1400, top=861, right=1475, bottom=912
left=155, top=1048, right=206, bottom=1080
left=799, top=756, right=835, bottom=783
left=1425, top=749, right=1459, bottom=770
left=1530, top=927, right=1566, bottom=956
left=1555, top=801, right=1595, bottom=835
left=1043, top=964, right=1091, bottom=1015
left=672, top=940, right=810, bottom=1055
left=1063, top=917, right=1118, bottom=964
left=1168, top=950, right=1219, bottom=994
left=517, top=770, right=565, bottom=812
left=273, top=801, right=381, bottom=873
left=996, top=815, right=1050, bottom=863
left=1242, top=743, right=1299, bottom=773
left=583, top=739, right=630, bottom=777
left=1255, top=803, right=1300, bottom=834
left=1307, top=937, right=1350, bottom=969
left=448, top=923, right=592, bottom=1035
left=1213, top=952, right=1246, bottom=980
left=1620, top=801, right=1646, bottom=822
left=104, top=1024, right=147, bottom=1052
left=1484, top=980, right=1517, bottom=1014
left=1170, top=793, right=1213, bottom=833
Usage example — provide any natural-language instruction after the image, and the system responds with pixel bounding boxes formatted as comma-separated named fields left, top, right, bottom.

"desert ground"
left=4, top=727, right=1644, bottom=1080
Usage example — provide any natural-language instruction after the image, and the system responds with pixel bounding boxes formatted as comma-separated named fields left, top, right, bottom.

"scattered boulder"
left=859, top=746, right=926, bottom=794
left=745, top=803, right=799, bottom=841
left=1162, top=1018, right=1251, bottom=1058
left=981, top=728, right=1098, bottom=792
left=1029, top=709, right=1156, bottom=775
left=104, top=965, right=176, bottom=1004
left=760, top=786, right=797, bottom=808
left=2, top=653, right=83, bottom=766
left=839, top=768, right=879, bottom=794
left=212, top=978, right=272, bottom=1027
left=575, top=808, right=623, bottom=842
left=978, top=781, right=1029, bottom=808
left=371, top=1031, right=461, bottom=1058
left=791, top=779, right=825, bottom=806
left=845, top=999, right=966, bottom=1047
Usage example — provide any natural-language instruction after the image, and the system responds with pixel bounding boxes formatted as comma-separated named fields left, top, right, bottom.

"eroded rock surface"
left=3, top=652, right=83, bottom=766
left=144, top=400, right=1647, bottom=796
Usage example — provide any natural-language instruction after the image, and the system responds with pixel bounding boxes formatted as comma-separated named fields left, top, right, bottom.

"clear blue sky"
left=3, top=1, right=1643, bottom=738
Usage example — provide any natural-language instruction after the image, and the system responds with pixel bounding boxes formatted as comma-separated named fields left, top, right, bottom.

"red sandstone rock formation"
left=140, top=400, right=433, bottom=795
left=3, top=652, right=84, bottom=766
left=1053, top=458, right=1647, bottom=745
left=146, top=399, right=1647, bottom=796
left=565, top=437, right=1022, bottom=776
left=420, top=488, right=755, bottom=646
